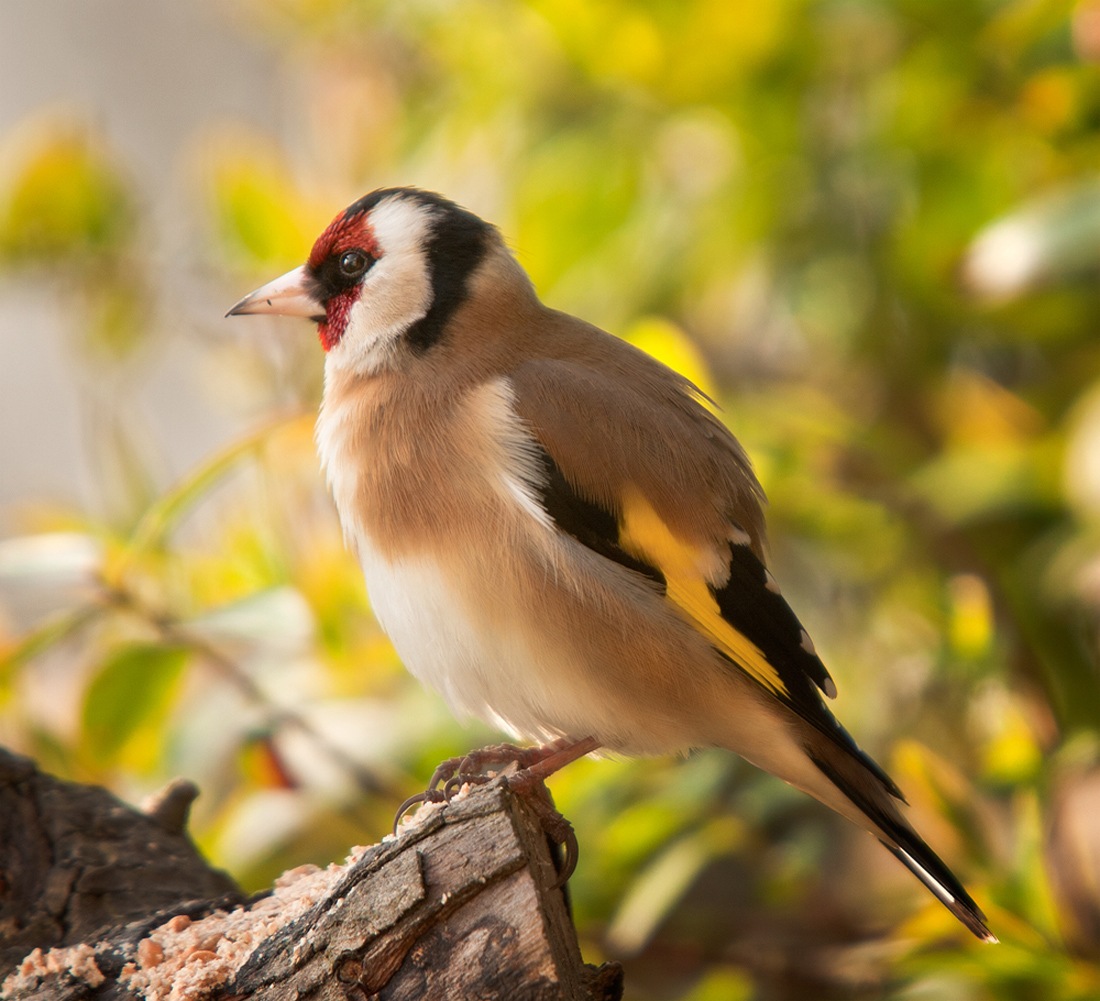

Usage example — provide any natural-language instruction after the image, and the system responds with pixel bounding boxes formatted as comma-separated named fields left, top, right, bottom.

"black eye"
left=339, top=250, right=369, bottom=277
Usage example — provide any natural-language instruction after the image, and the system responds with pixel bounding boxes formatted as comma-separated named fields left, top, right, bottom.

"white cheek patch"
left=327, top=197, right=437, bottom=375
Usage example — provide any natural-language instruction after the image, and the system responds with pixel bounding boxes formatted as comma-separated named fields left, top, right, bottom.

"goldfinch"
left=228, top=187, right=995, bottom=942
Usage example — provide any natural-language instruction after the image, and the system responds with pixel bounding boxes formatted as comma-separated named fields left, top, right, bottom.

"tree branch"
left=0, top=750, right=622, bottom=1001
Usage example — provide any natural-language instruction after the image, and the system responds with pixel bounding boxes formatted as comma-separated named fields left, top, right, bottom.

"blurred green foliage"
left=5, top=0, right=1100, bottom=998
left=0, top=129, right=133, bottom=264
left=0, top=126, right=148, bottom=363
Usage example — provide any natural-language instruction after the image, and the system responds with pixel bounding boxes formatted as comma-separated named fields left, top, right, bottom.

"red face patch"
left=317, top=290, right=357, bottom=352
left=308, top=208, right=380, bottom=270
left=307, top=208, right=382, bottom=352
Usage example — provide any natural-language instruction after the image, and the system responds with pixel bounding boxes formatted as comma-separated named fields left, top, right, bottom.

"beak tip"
left=225, top=296, right=252, bottom=318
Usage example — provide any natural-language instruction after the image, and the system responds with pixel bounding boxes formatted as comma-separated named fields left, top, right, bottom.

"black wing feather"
left=712, top=540, right=835, bottom=699
left=537, top=452, right=666, bottom=590
left=534, top=445, right=903, bottom=802
left=713, top=540, right=905, bottom=801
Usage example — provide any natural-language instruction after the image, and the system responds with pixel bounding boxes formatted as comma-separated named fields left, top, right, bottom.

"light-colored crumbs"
left=138, top=939, right=164, bottom=969
left=4, top=846, right=373, bottom=1001
left=2, top=944, right=105, bottom=995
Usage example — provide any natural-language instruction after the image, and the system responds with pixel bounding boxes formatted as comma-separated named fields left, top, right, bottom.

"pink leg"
left=505, top=736, right=601, bottom=793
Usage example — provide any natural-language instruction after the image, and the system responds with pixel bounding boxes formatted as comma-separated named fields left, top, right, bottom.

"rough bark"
left=0, top=749, right=242, bottom=981
left=0, top=750, right=623, bottom=1001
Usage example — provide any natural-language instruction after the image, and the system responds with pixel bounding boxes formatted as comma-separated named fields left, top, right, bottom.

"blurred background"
left=2, top=0, right=1100, bottom=997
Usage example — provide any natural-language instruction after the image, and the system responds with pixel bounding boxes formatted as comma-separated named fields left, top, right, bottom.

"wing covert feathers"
left=511, top=351, right=767, bottom=558
left=546, top=465, right=903, bottom=803
left=514, top=346, right=898, bottom=788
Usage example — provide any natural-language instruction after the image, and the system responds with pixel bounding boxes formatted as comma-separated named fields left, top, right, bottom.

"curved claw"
left=551, top=825, right=579, bottom=889
left=402, top=742, right=591, bottom=887
left=444, top=772, right=492, bottom=800
left=443, top=776, right=465, bottom=799
left=504, top=771, right=580, bottom=889
left=392, top=789, right=444, bottom=836
left=427, top=755, right=465, bottom=792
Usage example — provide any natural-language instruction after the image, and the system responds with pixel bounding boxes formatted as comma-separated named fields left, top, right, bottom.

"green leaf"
left=82, top=643, right=189, bottom=764
left=605, top=816, right=745, bottom=956
left=678, top=967, right=754, bottom=1001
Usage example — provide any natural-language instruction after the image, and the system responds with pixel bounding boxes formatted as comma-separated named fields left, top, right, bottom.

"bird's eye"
left=339, top=250, right=369, bottom=277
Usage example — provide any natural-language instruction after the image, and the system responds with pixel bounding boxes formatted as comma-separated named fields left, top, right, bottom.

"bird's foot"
left=393, top=736, right=600, bottom=887
left=391, top=752, right=467, bottom=834
left=392, top=743, right=544, bottom=836
left=440, top=741, right=565, bottom=796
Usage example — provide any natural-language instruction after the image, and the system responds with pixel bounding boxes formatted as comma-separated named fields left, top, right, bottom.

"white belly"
left=355, top=532, right=555, bottom=741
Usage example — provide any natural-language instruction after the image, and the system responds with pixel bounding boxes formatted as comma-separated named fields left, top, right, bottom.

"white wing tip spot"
left=764, top=570, right=781, bottom=594
left=800, top=629, right=817, bottom=657
left=729, top=526, right=752, bottom=546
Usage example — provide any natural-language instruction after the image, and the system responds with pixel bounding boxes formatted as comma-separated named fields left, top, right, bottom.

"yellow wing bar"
left=618, top=490, right=788, bottom=698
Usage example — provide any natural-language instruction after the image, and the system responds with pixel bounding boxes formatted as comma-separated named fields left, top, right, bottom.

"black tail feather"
left=881, top=840, right=997, bottom=943
left=808, top=748, right=996, bottom=943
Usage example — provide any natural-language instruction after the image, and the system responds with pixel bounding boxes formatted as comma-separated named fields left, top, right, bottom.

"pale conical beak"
left=225, top=265, right=325, bottom=320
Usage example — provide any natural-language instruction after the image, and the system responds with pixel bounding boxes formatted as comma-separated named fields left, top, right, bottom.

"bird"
left=227, top=186, right=996, bottom=943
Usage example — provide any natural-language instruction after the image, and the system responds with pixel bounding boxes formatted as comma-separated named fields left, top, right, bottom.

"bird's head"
left=227, top=188, right=496, bottom=372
